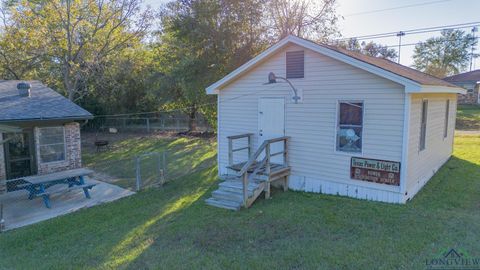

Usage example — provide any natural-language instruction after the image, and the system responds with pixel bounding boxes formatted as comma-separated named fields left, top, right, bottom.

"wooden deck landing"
left=205, top=134, right=291, bottom=210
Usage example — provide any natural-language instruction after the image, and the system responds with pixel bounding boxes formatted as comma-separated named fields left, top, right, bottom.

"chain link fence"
left=0, top=133, right=216, bottom=232
left=84, top=113, right=213, bottom=134
left=84, top=141, right=216, bottom=192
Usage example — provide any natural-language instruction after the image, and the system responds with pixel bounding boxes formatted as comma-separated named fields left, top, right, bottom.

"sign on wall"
left=350, top=157, right=400, bottom=186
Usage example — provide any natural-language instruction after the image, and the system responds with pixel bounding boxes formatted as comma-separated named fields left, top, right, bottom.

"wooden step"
left=219, top=180, right=260, bottom=193
left=212, top=189, right=245, bottom=203
left=205, top=197, right=241, bottom=211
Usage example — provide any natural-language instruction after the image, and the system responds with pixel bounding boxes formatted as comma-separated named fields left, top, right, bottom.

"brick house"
left=444, top=70, right=480, bottom=105
left=0, top=80, right=92, bottom=193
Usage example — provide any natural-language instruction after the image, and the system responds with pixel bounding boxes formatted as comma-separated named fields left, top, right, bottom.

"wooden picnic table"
left=19, top=168, right=96, bottom=208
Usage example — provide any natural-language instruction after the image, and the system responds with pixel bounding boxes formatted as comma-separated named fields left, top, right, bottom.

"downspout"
left=400, top=92, right=411, bottom=203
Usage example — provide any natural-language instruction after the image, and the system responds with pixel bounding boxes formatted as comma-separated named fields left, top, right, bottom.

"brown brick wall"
left=457, top=85, right=479, bottom=105
left=0, top=122, right=82, bottom=194
left=35, top=122, right=82, bottom=175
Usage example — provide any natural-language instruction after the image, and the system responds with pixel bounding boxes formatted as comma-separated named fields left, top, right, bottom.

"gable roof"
left=206, top=35, right=464, bottom=94
left=0, top=80, right=93, bottom=123
left=444, top=69, right=480, bottom=83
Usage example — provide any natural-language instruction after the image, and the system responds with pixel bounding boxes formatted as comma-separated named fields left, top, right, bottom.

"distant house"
left=444, top=70, right=480, bottom=105
left=0, top=80, right=92, bottom=193
left=204, top=35, right=465, bottom=210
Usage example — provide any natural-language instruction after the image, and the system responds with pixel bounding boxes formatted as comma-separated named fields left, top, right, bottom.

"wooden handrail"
left=238, top=136, right=290, bottom=207
left=264, top=136, right=290, bottom=144
left=228, top=133, right=253, bottom=165
left=227, top=133, right=254, bottom=140
left=238, top=136, right=290, bottom=175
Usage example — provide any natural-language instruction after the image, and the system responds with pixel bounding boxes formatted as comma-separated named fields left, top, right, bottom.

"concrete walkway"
left=0, top=178, right=134, bottom=231
left=456, top=130, right=480, bottom=135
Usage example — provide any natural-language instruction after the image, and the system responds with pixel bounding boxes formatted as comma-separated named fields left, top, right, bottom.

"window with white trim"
left=419, top=100, right=428, bottom=151
left=336, top=101, right=363, bottom=153
left=444, top=100, right=450, bottom=138
left=38, top=127, right=66, bottom=163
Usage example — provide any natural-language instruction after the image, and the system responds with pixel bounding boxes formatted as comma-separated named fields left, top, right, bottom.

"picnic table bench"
left=17, top=168, right=96, bottom=208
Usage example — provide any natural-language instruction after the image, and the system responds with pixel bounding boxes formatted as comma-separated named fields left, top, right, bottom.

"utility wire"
left=337, top=22, right=480, bottom=41
left=93, top=22, right=480, bottom=118
left=383, top=36, right=480, bottom=48
left=344, top=0, right=452, bottom=17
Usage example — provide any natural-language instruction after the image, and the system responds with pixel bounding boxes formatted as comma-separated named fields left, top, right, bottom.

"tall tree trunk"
left=188, top=106, right=197, bottom=132
left=63, top=63, right=75, bottom=101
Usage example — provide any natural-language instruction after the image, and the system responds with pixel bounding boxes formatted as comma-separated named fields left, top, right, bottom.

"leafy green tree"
left=412, top=29, right=478, bottom=78
left=0, top=0, right=153, bottom=101
left=80, top=45, right=158, bottom=116
left=156, top=0, right=267, bottom=131
left=335, top=38, right=398, bottom=61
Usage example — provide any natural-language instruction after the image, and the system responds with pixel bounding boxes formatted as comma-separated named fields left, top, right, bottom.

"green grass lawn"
left=82, top=135, right=217, bottom=189
left=1, top=135, right=480, bottom=269
left=457, top=105, right=480, bottom=130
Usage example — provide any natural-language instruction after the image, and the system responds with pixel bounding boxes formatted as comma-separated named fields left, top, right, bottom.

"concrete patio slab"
left=0, top=178, right=134, bottom=231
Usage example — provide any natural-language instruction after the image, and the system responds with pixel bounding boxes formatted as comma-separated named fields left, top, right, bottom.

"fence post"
left=146, top=118, right=150, bottom=133
left=135, top=156, right=141, bottom=191
left=161, top=116, right=165, bottom=131
left=0, top=203, right=5, bottom=233
left=157, top=153, right=164, bottom=186
left=162, top=152, right=167, bottom=182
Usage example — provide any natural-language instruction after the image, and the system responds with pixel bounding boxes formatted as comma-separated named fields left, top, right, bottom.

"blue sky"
left=145, top=0, right=480, bottom=68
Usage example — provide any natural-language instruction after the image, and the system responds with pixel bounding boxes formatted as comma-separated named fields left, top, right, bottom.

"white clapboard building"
left=204, top=35, right=465, bottom=210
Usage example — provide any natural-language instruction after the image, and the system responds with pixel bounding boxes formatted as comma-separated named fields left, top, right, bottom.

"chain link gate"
left=134, top=152, right=167, bottom=191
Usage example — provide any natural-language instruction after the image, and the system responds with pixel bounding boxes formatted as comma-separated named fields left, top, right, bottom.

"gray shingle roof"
left=0, top=80, right=93, bottom=122
left=444, top=69, right=480, bottom=83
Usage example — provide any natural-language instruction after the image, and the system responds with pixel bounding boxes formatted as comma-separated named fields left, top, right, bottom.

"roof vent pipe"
left=17, top=82, right=31, bottom=97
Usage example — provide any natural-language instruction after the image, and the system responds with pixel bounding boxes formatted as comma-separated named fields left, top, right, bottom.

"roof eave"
left=206, top=37, right=293, bottom=95
left=414, top=85, right=467, bottom=94
left=206, top=35, right=424, bottom=94
left=0, top=115, right=94, bottom=123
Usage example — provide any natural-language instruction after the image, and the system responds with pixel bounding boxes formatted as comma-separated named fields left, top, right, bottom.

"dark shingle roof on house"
left=444, top=69, right=480, bottom=83
left=321, top=44, right=458, bottom=88
left=0, top=80, right=93, bottom=122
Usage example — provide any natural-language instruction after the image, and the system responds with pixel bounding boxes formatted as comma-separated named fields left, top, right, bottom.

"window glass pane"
left=40, top=144, right=65, bottom=163
left=337, top=126, right=362, bottom=152
left=339, top=102, right=363, bottom=126
left=337, top=102, right=363, bottom=153
left=38, top=127, right=65, bottom=163
left=420, top=100, right=428, bottom=151
left=39, top=127, right=64, bottom=145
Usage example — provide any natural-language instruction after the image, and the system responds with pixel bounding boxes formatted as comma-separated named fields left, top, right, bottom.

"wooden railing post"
left=248, top=134, right=252, bottom=158
left=265, top=143, right=271, bottom=175
left=228, top=138, right=233, bottom=166
left=283, top=138, right=288, bottom=166
left=242, top=173, right=248, bottom=207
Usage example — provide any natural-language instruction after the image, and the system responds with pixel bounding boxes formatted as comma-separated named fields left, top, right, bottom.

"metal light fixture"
left=266, top=72, right=301, bottom=103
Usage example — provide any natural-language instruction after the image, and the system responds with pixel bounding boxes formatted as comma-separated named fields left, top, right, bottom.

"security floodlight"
left=268, top=72, right=277, bottom=83
left=266, top=72, right=301, bottom=103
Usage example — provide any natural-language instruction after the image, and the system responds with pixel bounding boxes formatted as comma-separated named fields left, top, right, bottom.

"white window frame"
left=419, top=99, right=428, bottom=151
left=443, top=99, right=450, bottom=139
left=335, top=100, right=364, bottom=154
left=38, top=126, right=66, bottom=163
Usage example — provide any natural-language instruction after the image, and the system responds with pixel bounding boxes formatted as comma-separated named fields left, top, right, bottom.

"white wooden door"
left=258, top=98, right=285, bottom=164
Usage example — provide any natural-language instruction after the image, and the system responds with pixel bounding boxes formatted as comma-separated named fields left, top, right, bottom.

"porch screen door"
left=4, top=131, right=36, bottom=183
